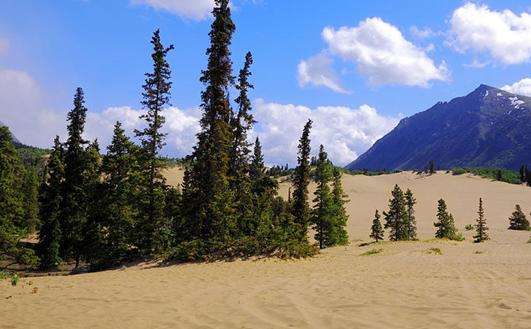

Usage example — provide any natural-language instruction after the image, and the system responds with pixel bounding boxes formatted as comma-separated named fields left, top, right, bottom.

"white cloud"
left=410, top=26, right=435, bottom=39
left=0, top=69, right=65, bottom=146
left=131, top=0, right=215, bottom=20
left=464, top=59, right=489, bottom=69
left=253, top=99, right=399, bottom=166
left=501, top=78, right=531, bottom=97
left=322, top=17, right=448, bottom=87
left=449, top=3, right=531, bottom=65
left=297, top=53, right=349, bottom=94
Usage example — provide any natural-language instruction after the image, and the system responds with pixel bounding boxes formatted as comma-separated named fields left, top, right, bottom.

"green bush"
left=465, top=224, right=474, bottom=231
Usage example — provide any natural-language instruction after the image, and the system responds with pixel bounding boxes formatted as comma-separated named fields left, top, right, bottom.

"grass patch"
left=474, top=250, right=484, bottom=254
left=465, top=224, right=474, bottom=231
left=450, top=167, right=522, bottom=185
left=426, top=247, right=443, bottom=255
left=360, top=248, right=383, bottom=256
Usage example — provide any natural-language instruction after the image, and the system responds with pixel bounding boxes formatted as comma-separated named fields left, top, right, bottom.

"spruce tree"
left=370, top=210, right=384, bottom=242
left=185, top=0, right=237, bottom=245
left=38, top=136, right=64, bottom=270
left=0, top=126, right=28, bottom=263
left=474, top=198, right=489, bottom=243
left=23, top=166, right=39, bottom=233
left=330, top=168, right=349, bottom=246
left=229, top=52, right=255, bottom=236
left=508, top=204, right=530, bottom=231
left=61, top=87, right=89, bottom=266
left=134, top=29, right=173, bottom=254
left=434, top=199, right=458, bottom=239
left=311, top=145, right=333, bottom=249
left=291, top=119, right=312, bottom=240
left=383, top=185, right=407, bottom=241
left=99, top=122, right=141, bottom=264
left=404, top=189, right=417, bottom=240
left=519, top=165, right=526, bottom=183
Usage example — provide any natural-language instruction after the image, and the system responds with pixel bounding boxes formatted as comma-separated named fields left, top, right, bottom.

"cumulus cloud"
left=0, top=69, right=65, bottom=146
left=253, top=99, right=399, bottom=166
left=322, top=17, right=448, bottom=87
left=131, top=0, right=215, bottom=20
left=501, top=78, right=531, bottom=97
left=297, top=53, right=348, bottom=94
left=410, top=26, right=436, bottom=39
left=449, top=3, right=531, bottom=65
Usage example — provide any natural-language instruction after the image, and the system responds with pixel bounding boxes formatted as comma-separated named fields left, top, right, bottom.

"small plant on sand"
left=465, top=224, right=474, bottom=231
left=11, top=274, right=19, bottom=286
left=361, top=248, right=383, bottom=256
left=426, top=247, right=442, bottom=255
left=474, top=198, right=489, bottom=243
left=474, top=250, right=484, bottom=254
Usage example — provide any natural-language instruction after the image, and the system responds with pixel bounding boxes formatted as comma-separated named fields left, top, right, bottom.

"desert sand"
left=1, top=171, right=530, bottom=329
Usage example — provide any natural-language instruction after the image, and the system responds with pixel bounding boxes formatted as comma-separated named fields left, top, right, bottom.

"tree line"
left=0, top=0, right=349, bottom=271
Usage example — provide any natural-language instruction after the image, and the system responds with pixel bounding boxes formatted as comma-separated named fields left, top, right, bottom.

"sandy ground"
left=1, top=171, right=530, bottom=329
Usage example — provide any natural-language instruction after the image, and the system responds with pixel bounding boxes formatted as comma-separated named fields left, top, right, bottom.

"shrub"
left=426, top=247, right=442, bottom=255
left=11, top=274, right=19, bottom=286
left=465, top=224, right=474, bottom=231
left=361, top=248, right=383, bottom=256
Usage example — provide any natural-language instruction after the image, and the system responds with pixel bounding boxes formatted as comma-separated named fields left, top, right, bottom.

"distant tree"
left=508, top=204, right=530, bottom=231
left=527, top=167, right=531, bottom=187
left=474, top=198, right=489, bottom=243
left=311, top=145, right=333, bottom=249
left=370, top=210, right=384, bottom=242
left=383, top=185, right=408, bottom=241
left=22, top=166, right=39, bottom=233
left=404, top=189, right=417, bottom=240
left=496, top=169, right=502, bottom=181
left=434, top=199, right=458, bottom=239
left=134, top=29, right=173, bottom=254
left=427, top=160, right=435, bottom=174
left=37, top=137, right=64, bottom=270
left=184, top=0, right=237, bottom=245
left=330, top=168, right=349, bottom=246
left=519, top=165, right=527, bottom=183
left=291, top=119, right=312, bottom=240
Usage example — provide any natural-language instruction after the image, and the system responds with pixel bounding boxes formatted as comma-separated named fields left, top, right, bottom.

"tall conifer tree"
left=134, top=29, right=173, bottom=254
left=61, top=87, right=89, bottom=266
left=23, top=166, right=39, bottom=233
left=508, top=204, right=530, bottom=231
left=291, top=119, right=312, bottom=240
left=330, top=168, right=349, bottom=246
left=434, top=199, right=458, bottom=239
left=383, top=185, right=407, bottom=241
left=370, top=210, right=384, bottom=242
left=404, top=189, right=417, bottom=240
left=38, top=137, right=64, bottom=269
left=186, top=0, right=237, bottom=245
left=311, top=145, right=333, bottom=249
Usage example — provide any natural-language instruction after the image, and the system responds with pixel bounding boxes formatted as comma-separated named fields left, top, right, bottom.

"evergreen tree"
left=474, top=198, right=489, bottom=243
left=370, top=210, right=384, bottom=242
left=0, top=126, right=30, bottom=263
left=527, top=167, right=531, bottom=187
left=37, top=137, right=64, bottom=270
left=519, top=165, right=527, bottom=183
left=311, top=145, right=333, bottom=249
left=434, top=199, right=458, bottom=239
left=383, top=185, right=408, bottom=241
left=330, top=168, right=349, bottom=246
left=185, top=0, right=237, bottom=245
left=404, top=189, right=417, bottom=240
left=99, top=122, right=141, bottom=264
left=134, top=29, right=173, bottom=254
left=508, top=204, right=530, bottom=231
left=61, top=87, right=89, bottom=266
left=291, top=119, right=312, bottom=240
left=229, top=52, right=255, bottom=236
left=22, top=166, right=39, bottom=233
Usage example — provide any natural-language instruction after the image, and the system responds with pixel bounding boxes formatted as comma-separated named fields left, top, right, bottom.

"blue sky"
left=0, top=0, right=530, bottom=165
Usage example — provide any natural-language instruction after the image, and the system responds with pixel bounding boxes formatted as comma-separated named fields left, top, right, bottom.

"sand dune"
left=1, top=171, right=530, bottom=329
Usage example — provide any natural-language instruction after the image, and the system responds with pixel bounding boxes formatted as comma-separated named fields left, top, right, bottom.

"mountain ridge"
left=347, top=85, right=531, bottom=171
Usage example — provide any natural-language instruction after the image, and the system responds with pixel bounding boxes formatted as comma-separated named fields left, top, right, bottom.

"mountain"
left=347, top=85, right=531, bottom=171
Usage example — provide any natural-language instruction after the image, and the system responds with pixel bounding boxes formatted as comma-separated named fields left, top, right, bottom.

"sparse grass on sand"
left=360, top=248, right=383, bottom=256
left=426, top=247, right=443, bottom=255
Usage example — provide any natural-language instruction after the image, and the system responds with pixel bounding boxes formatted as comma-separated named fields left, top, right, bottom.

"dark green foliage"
left=451, top=167, right=522, bottom=185
left=61, top=87, right=89, bottom=266
left=383, top=185, right=408, bottom=241
left=185, top=0, right=237, bottom=245
left=519, top=165, right=527, bottom=183
left=508, top=204, right=530, bottom=231
left=330, top=168, right=349, bottom=246
left=434, top=199, right=459, bottom=240
left=291, top=119, right=312, bottom=240
left=134, top=29, right=173, bottom=255
left=22, top=166, right=39, bottom=233
left=370, top=210, right=384, bottom=242
left=474, top=198, right=489, bottom=243
left=311, top=145, right=334, bottom=249
left=37, top=137, right=64, bottom=270
left=404, top=189, right=417, bottom=240
left=0, top=126, right=36, bottom=266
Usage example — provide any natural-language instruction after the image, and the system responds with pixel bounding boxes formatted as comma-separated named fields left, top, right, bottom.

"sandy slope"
left=1, top=171, right=530, bottom=329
